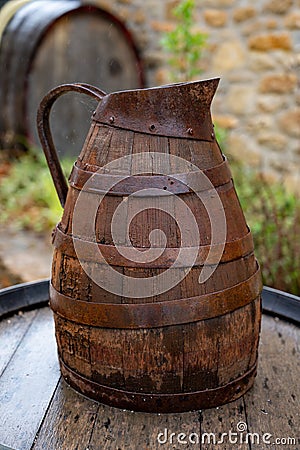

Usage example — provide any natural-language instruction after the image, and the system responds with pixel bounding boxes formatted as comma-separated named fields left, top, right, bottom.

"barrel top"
left=0, top=300, right=298, bottom=449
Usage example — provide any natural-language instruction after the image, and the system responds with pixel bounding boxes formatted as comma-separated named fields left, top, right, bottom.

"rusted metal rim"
left=0, top=281, right=298, bottom=325
left=53, top=225, right=254, bottom=268
left=0, top=279, right=49, bottom=318
left=93, top=78, right=220, bottom=140
left=69, top=157, right=232, bottom=195
left=50, top=266, right=262, bottom=329
left=59, top=357, right=257, bottom=413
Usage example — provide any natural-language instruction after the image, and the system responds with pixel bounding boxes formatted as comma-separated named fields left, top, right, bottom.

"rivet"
left=109, top=116, right=115, bottom=124
left=187, top=127, right=193, bottom=135
left=92, top=111, right=96, bottom=117
left=211, top=132, right=215, bottom=139
left=149, top=124, right=156, bottom=131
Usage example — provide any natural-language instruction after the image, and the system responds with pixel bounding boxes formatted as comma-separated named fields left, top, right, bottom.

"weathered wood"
left=0, top=308, right=299, bottom=449
left=0, top=308, right=60, bottom=450
left=0, top=309, right=37, bottom=376
left=32, top=380, right=99, bottom=450
left=88, top=404, right=201, bottom=449
left=243, top=316, right=300, bottom=450
left=201, top=398, right=249, bottom=450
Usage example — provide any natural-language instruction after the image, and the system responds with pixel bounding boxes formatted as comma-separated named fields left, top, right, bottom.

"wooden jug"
left=37, top=79, right=262, bottom=412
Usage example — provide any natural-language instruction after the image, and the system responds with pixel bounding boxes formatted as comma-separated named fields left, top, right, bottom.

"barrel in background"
left=0, top=0, right=143, bottom=156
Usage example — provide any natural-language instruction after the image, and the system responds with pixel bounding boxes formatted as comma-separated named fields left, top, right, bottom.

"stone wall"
left=86, top=0, right=300, bottom=191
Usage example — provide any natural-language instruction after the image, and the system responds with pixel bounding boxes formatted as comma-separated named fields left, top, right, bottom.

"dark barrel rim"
left=0, top=279, right=299, bottom=325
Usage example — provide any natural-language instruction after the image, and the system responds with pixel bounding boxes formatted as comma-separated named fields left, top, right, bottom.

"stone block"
left=242, top=19, right=279, bottom=36
left=154, top=68, right=170, bottom=85
left=133, top=10, right=146, bottom=24
left=118, top=7, right=130, bottom=21
left=272, top=51, right=297, bottom=70
left=94, top=0, right=118, bottom=10
left=269, top=159, right=291, bottom=174
left=259, top=170, right=279, bottom=185
left=233, top=7, right=256, bottom=23
left=284, top=173, right=300, bottom=194
left=144, top=51, right=166, bottom=67
left=284, top=12, right=300, bottom=29
left=165, top=0, right=180, bottom=20
left=247, top=115, right=274, bottom=132
left=249, top=52, right=277, bottom=71
left=204, top=9, right=228, bottom=27
left=151, top=21, right=175, bottom=32
left=257, top=132, right=287, bottom=151
left=226, top=86, right=256, bottom=115
left=227, top=133, right=262, bottom=167
left=257, top=95, right=287, bottom=113
left=226, top=70, right=255, bottom=83
left=212, top=41, right=246, bottom=72
left=263, top=0, right=292, bottom=15
left=278, top=109, right=300, bottom=137
left=212, top=114, right=238, bottom=129
left=259, top=74, right=297, bottom=93
left=248, top=33, right=292, bottom=51
left=266, top=19, right=279, bottom=29
left=201, top=0, right=235, bottom=7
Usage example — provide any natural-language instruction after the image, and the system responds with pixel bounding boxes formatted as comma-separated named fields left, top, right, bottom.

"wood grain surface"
left=0, top=308, right=298, bottom=450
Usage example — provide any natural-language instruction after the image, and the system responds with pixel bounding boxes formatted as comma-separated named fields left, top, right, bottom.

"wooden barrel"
left=0, top=0, right=143, bottom=156
left=0, top=281, right=298, bottom=449
left=38, top=79, right=262, bottom=413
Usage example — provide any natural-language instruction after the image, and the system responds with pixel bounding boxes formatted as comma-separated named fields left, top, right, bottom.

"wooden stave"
left=52, top=296, right=261, bottom=401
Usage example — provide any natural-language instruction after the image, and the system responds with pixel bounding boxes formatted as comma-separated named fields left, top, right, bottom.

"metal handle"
left=37, top=83, right=106, bottom=207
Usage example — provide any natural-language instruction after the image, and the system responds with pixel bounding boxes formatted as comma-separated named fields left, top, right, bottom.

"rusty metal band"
left=92, top=78, right=220, bottom=141
left=53, top=225, right=254, bottom=268
left=50, top=267, right=262, bottom=329
left=68, top=157, right=232, bottom=195
left=59, top=357, right=257, bottom=413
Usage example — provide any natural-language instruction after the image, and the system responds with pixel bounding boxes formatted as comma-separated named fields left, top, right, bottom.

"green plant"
left=214, top=123, right=228, bottom=152
left=160, top=1, right=228, bottom=151
left=0, top=147, right=72, bottom=232
left=231, top=161, right=300, bottom=296
left=160, top=2, right=300, bottom=295
left=160, top=0, right=207, bottom=82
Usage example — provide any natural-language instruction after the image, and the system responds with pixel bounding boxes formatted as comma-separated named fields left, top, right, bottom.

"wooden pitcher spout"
left=93, top=78, right=220, bottom=141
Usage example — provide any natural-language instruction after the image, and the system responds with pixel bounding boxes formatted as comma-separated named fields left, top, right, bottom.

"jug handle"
left=37, top=83, right=106, bottom=207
